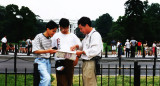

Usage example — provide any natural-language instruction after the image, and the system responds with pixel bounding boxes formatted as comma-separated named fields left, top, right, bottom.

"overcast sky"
left=0, top=0, right=160, bottom=21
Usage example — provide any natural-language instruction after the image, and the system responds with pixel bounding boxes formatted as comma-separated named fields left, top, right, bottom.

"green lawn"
left=0, top=74, right=33, bottom=86
left=72, top=75, right=160, bottom=86
left=1, top=74, right=160, bottom=86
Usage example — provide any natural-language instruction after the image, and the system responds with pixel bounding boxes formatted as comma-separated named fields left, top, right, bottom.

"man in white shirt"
left=71, top=17, right=103, bottom=86
left=32, top=20, right=58, bottom=86
left=1, top=36, right=7, bottom=55
left=125, top=39, right=131, bottom=58
left=51, top=18, right=81, bottom=86
left=26, top=37, right=32, bottom=55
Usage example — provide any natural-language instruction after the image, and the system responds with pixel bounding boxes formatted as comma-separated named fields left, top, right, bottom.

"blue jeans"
left=34, top=58, right=51, bottom=86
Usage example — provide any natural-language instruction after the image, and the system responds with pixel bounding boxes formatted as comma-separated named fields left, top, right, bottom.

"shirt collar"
left=86, top=28, right=96, bottom=37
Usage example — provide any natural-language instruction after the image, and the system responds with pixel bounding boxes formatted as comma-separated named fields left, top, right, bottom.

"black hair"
left=46, top=20, right=58, bottom=29
left=59, top=18, right=70, bottom=28
left=78, top=16, right=91, bottom=27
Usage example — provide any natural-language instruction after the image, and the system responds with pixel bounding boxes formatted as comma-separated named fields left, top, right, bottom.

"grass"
left=0, top=74, right=33, bottom=86
left=0, top=74, right=160, bottom=86
left=53, top=74, right=160, bottom=86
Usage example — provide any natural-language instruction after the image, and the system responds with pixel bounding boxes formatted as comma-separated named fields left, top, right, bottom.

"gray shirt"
left=130, top=40, right=137, bottom=46
left=32, top=33, right=52, bottom=58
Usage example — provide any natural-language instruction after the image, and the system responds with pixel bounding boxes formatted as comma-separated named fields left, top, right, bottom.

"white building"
left=43, top=19, right=78, bottom=34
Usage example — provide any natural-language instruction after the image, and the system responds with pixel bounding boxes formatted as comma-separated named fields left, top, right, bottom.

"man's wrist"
left=82, top=51, right=85, bottom=55
left=76, top=45, right=79, bottom=49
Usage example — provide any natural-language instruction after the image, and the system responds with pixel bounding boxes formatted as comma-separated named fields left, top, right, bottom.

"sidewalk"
left=0, top=52, right=160, bottom=62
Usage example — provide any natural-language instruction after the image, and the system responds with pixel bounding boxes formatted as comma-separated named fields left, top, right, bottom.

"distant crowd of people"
left=109, top=37, right=160, bottom=57
left=1, top=36, right=160, bottom=58
left=0, top=36, right=32, bottom=55
left=19, top=38, right=32, bottom=54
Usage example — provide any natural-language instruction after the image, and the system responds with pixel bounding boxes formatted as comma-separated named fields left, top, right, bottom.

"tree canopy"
left=1, top=1, right=160, bottom=44
left=99, top=0, right=160, bottom=43
left=0, top=4, right=44, bottom=43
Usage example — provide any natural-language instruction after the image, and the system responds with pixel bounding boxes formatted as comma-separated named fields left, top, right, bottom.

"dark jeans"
left=131, top=46, right=135, bottom=57
left=1, top=43, right=6, bottom=55
left=126, top=48, right=130, bottom=58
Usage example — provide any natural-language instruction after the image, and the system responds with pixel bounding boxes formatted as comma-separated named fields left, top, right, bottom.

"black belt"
left=82, top=59, right=94, bottom=62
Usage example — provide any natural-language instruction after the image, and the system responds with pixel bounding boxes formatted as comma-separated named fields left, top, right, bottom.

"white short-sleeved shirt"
left=1, top=37, right=7, bottom=43
left=125, top=41, right=131, bottom=49
left=26, top=39, right=32, bottom=45
left=51, top=32, right=81, bottom=60
left=32, top=33, right=52, bottom=58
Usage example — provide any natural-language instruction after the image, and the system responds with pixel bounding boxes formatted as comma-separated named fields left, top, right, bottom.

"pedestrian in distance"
left=1, top=36, right=7, bottom=55
left=130, top=37, right=137, bottom=58
left=125, top=39, right=131, bottom=58
left=111, top=40, right=117, bottom=57
left=137, top=40, right=142, bottom=57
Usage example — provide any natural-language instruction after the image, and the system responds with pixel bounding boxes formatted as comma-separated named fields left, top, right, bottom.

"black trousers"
left=126, top=48, right=130, bottom=58
left=131, top=46, right=135, bottom=57
left=1, top=43, right=6, bottom=55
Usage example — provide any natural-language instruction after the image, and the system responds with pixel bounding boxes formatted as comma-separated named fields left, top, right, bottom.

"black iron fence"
left=1, top=62, right=160, bottom=86
left=0, top=45, right=160, bottom=86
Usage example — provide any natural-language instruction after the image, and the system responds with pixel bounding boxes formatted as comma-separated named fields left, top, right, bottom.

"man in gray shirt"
left=130, top=37, right=137, bottom=57
left=32, top=20, right=58, bottom=86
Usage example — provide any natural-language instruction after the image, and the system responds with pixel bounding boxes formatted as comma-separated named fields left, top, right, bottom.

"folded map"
left=55, top=50, right=77, bottom=61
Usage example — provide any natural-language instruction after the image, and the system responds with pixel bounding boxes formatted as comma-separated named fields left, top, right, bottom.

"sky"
left=0, top=0, right=160, bottom=21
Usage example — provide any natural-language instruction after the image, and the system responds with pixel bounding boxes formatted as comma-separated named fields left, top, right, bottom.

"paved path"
left=0, top=52, right=160, bottom=75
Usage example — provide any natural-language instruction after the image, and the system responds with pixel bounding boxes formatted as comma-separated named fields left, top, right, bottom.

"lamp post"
left=14, top=13, right=23, bottom=73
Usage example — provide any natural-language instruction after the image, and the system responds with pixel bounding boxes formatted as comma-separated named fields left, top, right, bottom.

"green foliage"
left=125, top=0, right=144, bottom=17
left=0, top=4, right=41, bottom=42
left=107, top=0, right=160, bottom=43
left=75, top=27, right=85, bottom=39
left=95, top=13, right=113, bottom=37
left=1, top=1, right=160, bottom=43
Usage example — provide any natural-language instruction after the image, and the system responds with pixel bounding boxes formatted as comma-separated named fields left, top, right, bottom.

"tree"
left=95, top=13, right=113, bottom=38
left=75, top=27, right=85, bottom=39
left=0, top=5, right=6, bottom=37
left=124, top=0, right=145, bottom=40
left=19, top=6, right=37, bottom=39
left=106, top=22, right=126, bottom=43
left=125, top=0, right=144, bottom=17
left=5, top=4, right=20, bottom=42
left=143, top=3, right=160, bottom=41
left=0, top=4, right=38, bottom=42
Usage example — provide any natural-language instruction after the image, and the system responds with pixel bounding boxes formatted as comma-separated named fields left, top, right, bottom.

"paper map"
left=55, top=50, right=77, bottom=61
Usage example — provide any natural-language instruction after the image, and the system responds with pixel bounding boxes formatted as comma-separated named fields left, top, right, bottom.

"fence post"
left=105, top=46, right=108, bottom=58
left=27, top=46, right=30, bottom=56
left=118, top=46, right=121, bottom=75
left=155, top=47, right=157, bottom=58
left=14, top=44, right=17, bottom=73
left=119, top=57, right=121, bottom=75
left=143, top=47, right=145, bottom=58
left=153, top=47, right=157, bottom=76
left=134, top=61, right=140, bottom=86
left=34, top=63, right=40, bottom=86
left=79, top=64, right=81, bottom=86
